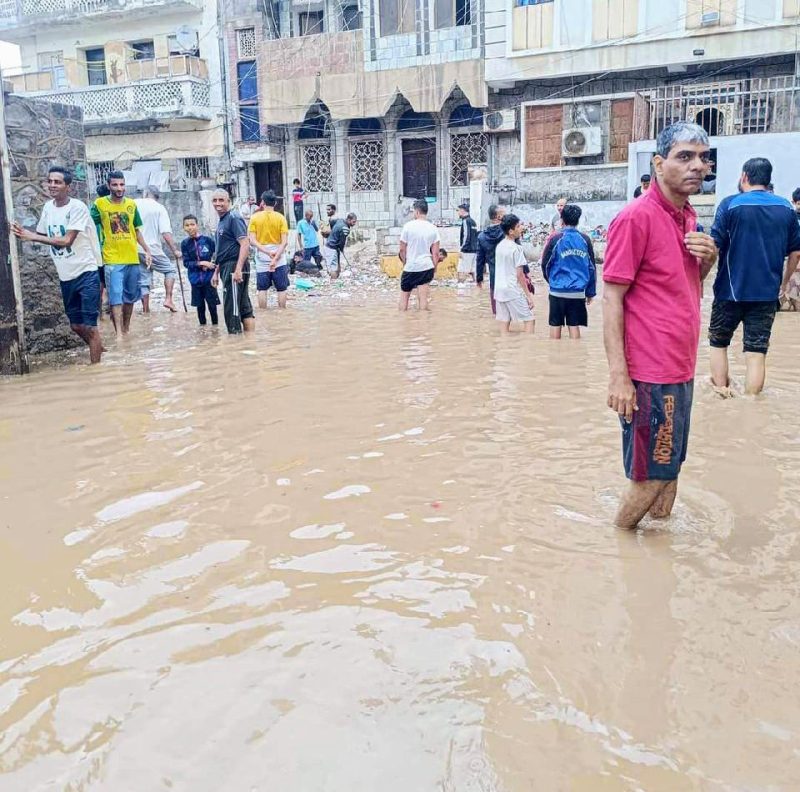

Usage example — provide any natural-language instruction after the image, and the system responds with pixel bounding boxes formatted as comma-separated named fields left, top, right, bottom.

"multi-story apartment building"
left=222, top=0, right=487, bottom=224
left=0, top=0, right=227, bottom=196
left=483, top=0, right=800, bottom=222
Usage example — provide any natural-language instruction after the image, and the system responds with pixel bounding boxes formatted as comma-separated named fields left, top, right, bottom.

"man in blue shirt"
left=297, top=209, right=322, bottom=269
left=709, top=157, right=800, bottom=395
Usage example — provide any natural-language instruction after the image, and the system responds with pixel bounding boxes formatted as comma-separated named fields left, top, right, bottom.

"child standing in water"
left=180, top=215, right=219, bottom=326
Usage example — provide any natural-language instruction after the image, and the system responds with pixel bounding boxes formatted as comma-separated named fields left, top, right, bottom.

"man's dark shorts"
left=709, top=299, right=777, bottom=355
left=549, top=295, right=588, bottom=327
left=621, top=380, right=694, bottom=482
left=60, top=270, right=100, bottom=327
left=256, top=265, right=290, bottom=292
left=400, top=268, right=435, bottom=293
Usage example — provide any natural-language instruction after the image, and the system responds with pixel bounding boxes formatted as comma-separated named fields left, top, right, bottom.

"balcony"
left=12, top=69, right=212, bottom=127
left=647, top=76, right=800, bottom=138
left=0, top=0, right=203, bottom=36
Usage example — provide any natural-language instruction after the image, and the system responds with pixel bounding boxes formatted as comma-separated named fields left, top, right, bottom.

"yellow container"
left=380, top=253, right=459, bottom=279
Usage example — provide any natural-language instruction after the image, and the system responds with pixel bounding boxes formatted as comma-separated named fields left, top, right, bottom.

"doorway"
left=402, top=138, right=436, bottom=199
left=253, top=161, right=285, bottom=215
left=85, top=47, right=106, bottom=86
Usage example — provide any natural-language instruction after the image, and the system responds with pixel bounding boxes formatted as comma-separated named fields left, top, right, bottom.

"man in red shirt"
left=603, top=122, right=718, bottom=530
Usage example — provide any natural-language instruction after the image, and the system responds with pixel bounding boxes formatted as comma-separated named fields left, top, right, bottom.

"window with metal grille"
left=450, top=133, right=487, bottom=187
left=301, top=144, right=333, bottom=192
left=179, top=157, right=210, bottom=180
left=350, top=139, right=384, bottom=191
left=237, top=28, right=256, bottom=59
left=89, top=160, right=115, bottom=188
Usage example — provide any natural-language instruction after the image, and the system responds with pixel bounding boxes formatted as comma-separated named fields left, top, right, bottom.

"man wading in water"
left=213, top=189, right=254, bottom=334
left=603, top=122, right=717, bottom=530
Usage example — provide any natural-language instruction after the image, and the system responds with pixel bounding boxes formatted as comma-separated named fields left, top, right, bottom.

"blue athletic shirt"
left=297, top=218, right=319, bottom=250
left=711, top=190, right=800, bottom=302
left=181, top=234, right=216, bottom=287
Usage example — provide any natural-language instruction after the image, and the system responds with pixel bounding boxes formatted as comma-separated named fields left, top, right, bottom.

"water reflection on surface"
left=1, top=290, right=800, bottom=790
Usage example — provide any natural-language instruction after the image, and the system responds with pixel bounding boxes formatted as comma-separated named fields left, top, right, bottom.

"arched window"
left=298, top=114, right=329, bottom=139
left=448, top=104, right=483, bottom=129
left=397, top=110, right=435, bottom=132
left=349, top=118, right=382, bottom=136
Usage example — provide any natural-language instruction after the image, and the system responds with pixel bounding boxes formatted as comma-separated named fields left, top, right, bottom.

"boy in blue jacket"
left=181, top=215, right=219, bottom=326
left=541, top=203, right=596, bottom=339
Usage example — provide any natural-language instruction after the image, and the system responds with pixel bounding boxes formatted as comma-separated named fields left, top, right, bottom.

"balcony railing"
left=6, top=56, right=208, bottom=94
left=647, top=76, right=799, bottom=138
left=24, top=77, right=212, bottom=124
left=0, top=0, right=201, bottom=30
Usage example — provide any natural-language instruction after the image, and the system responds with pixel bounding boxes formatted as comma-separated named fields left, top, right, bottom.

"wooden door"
left=402, top=138, right=437, bottom=198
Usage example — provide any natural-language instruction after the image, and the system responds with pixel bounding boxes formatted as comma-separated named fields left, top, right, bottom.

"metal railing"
left=28, top=77, right=211, bottom=123
left=647, top=76, right=799, bottom=138
left=0, top=0, right=200, bottom=22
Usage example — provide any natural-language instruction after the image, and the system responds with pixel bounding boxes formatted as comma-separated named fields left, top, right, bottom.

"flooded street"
left=2, top=287, right=800, bottom=791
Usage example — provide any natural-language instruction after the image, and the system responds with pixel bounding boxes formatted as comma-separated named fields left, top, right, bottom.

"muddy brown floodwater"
left=1, top=286, right=800, bottom=791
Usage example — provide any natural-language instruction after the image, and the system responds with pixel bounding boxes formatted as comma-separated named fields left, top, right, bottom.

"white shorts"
left=458, top=252, right=476, bottom=274
left=496, top=295, right=534, bottom=323
left=322, top=245, right=339, bottom=273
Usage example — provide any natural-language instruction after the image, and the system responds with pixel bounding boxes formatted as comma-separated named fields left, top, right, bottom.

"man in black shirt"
left=324, top=212, right=358, bottom=280
left=457, top=203, right=478, bottom=284
left=213, top=189, right=254, bottom=334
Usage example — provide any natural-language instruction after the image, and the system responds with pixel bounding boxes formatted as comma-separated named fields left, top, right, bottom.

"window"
left=642, top=0, right=680, bottom=34
left=130, top=40, right=155, bottom=60
left=450, top=132, right=487, bottom=186
left=85, top=47, right=106, bottom=86
left=342, top=3, right=363, bottom=30
left=299, top=114, right=330, bottom=139
left=449, top=104, right=483, bottom=128
left=179, top=157, right=210, bottom=180
left=237, top=60, right=260, bottom=141
left=516, top=0, right=552, bottom=5
left=240, top=107, right=261, bottom=142
left=349, top=117, right=382, bottom=135
left=379, top=0, right=415, bottom=35
left=236, top=27, right=256, bottom=59
left=397, top=110, right=435, bottom=132
left=299, top=11, right=324, bottom=35
left=435, top=0, right=471, bottom=27
left=89, top=161, right=115, bottom=187
left=351, top=140, right=384, bottom=191
left=524, top=104, right=563, bottom=168
left=37, top=51, right=67, bottom=89
left=168, top=33, right=200, bottom=57
left=302, top=145, right=333, bottom=192
left=559, top=0, right=589, bottom=46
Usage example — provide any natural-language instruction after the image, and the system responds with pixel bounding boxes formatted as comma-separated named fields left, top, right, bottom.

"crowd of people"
left=10, top=121, right=800, bottom=533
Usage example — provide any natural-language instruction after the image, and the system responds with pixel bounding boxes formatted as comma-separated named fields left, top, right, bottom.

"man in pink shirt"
left=603, top=122, right=718, bottom=530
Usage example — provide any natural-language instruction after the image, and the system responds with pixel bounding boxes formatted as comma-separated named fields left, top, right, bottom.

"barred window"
left=89, top=160, right=115, bottom=187
left=450, top=132, right=488, bottom=187
left=301, top=144, right=333, bottom=192
left=350, top=139, right=384, bottom=191
left=179, top=157, right=210, bottom=180
left=237, top=28, right=256, bottom=59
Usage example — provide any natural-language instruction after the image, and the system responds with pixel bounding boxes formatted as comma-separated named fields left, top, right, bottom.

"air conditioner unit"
left=562, top=127, right=602, bottom=158
left=483, top=109, right=517, bottom=133
left=701, top=11, right=720, bottom=26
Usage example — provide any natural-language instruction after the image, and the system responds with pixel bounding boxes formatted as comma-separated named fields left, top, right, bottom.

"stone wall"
left=5, top=94, right=89, bottom=356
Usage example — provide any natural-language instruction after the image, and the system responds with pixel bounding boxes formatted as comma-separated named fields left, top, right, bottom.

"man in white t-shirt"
left=135, top=187, right=181, bottom=313
left=399, top=199, right=440, bottom=312
left=494, top=212, right=535, bottom=334
left=11, top=166, right=104, bottom=363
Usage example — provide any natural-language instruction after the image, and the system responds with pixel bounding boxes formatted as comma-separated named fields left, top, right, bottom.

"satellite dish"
left=175, top=25, right=198, bottom=53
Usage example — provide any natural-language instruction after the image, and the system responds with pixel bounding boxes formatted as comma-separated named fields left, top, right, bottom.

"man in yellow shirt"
left=91, top=171, right=152, bottom=336
left=248, top=190, right=289, bottom=309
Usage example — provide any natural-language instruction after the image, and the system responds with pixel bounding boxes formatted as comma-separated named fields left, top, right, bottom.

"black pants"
left=191, top=281, right=219, bottom=326
left=293, top=202, right=304, bottom=223
left=219, top=260, right=254, bottom=334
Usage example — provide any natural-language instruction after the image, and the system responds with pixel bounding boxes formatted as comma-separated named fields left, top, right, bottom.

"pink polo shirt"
left=603, top=180, right=701, bottom=384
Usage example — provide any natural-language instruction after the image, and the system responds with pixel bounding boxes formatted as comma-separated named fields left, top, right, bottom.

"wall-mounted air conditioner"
left=561, top=127, right=602, bottom=158
left=483, top=109, right=517, bottom=133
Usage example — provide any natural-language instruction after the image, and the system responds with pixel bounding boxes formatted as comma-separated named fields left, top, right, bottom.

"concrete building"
left=483, top=0, right=800, bottom=226
left=0, top=0, right=227, bottom=209
left=221, top=0, right=487, bottom=226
